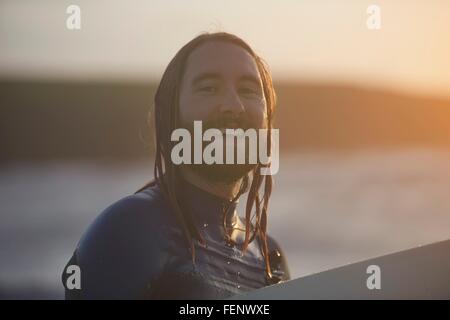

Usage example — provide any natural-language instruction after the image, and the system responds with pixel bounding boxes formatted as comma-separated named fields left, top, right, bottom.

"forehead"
left=182, top=41, right=261, bottom=83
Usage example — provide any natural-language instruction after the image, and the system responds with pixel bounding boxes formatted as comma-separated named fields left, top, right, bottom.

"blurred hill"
left=276, top=83, right=450, bottom=150
left=1, top=79, right=450, bottom=164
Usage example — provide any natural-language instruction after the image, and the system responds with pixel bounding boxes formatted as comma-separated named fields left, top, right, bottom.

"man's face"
left=178, top=40, right=268, bottom=182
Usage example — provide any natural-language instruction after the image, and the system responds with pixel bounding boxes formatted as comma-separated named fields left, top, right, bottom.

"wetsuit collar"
left=178, top=179, right=239, bottom=229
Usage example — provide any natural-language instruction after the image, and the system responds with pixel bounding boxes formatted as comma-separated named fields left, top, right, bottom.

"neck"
left=180, top=168, right=243, bottom=200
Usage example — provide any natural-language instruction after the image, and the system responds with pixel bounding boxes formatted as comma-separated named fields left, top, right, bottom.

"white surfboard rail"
left=231, top=239, right=450, bottom=299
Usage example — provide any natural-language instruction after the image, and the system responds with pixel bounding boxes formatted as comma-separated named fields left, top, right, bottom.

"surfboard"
left=231, top=239, right=450, bottom=299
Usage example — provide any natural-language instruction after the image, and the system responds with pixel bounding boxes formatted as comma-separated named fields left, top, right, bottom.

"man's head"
left=178, top=40, right=268, bottom=182
left=153, top=32, right=276, bottom=182
left=151, top=32, right=277, bottom=279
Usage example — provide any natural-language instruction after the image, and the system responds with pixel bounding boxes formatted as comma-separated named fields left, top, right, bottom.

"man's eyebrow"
left=239, top=74, right=262, bottom=87
left=191, top=72, right=262, bottom=87
left=191, top=72, right=221, bottom=86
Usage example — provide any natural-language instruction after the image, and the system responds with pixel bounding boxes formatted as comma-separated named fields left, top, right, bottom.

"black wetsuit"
left=62, top=180, right=290, bottom=299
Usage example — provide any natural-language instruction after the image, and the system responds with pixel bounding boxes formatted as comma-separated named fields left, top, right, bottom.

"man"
left=62, top=32, right=290, bottom=299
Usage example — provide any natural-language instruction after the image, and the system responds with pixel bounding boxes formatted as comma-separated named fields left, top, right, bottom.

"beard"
left=179, top=112, right=262, bottom=183
left=187, top=162, right=256, bottom=183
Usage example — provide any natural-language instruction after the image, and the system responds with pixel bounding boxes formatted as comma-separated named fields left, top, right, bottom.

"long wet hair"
left=136, top=32, right=277, bottom=280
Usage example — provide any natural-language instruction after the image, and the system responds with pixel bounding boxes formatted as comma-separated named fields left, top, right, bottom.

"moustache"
left=201, top=114, right=253, bottom=131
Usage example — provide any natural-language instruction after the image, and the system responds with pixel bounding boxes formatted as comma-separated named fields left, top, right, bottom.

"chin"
left=190, top=163, right=256, bottom=183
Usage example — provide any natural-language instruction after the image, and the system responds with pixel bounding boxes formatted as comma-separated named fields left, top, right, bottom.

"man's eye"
left=239, top=87, right=259, bottom=96
left=198, top=86, right=217, bottom=93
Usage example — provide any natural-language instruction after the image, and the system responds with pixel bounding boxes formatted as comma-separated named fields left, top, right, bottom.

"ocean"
left=1, top=148, right=449, bottom=299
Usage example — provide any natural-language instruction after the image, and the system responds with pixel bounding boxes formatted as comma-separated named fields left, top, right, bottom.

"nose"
left=219, top=89, right=245, bottom=115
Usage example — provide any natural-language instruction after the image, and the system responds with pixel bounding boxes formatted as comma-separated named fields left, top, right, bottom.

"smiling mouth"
left=219, top=127, right=247, bottom=138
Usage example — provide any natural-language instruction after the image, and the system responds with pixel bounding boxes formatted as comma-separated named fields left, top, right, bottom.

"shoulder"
left=78, top=184, right=172, bottom=251
left=266, top=234, right=291, bottom=282
left=66, top=183, right=174, bottom=299
left=102, top=183, right=169, bottom=223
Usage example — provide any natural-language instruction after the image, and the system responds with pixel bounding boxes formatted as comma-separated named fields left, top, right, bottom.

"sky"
left=1, top=0, right=450, bottom=98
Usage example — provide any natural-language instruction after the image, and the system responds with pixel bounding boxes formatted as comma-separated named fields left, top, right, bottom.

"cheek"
left=179, top=95, right=215, bottom=124
left=246, top=100, right=268, bottom=128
